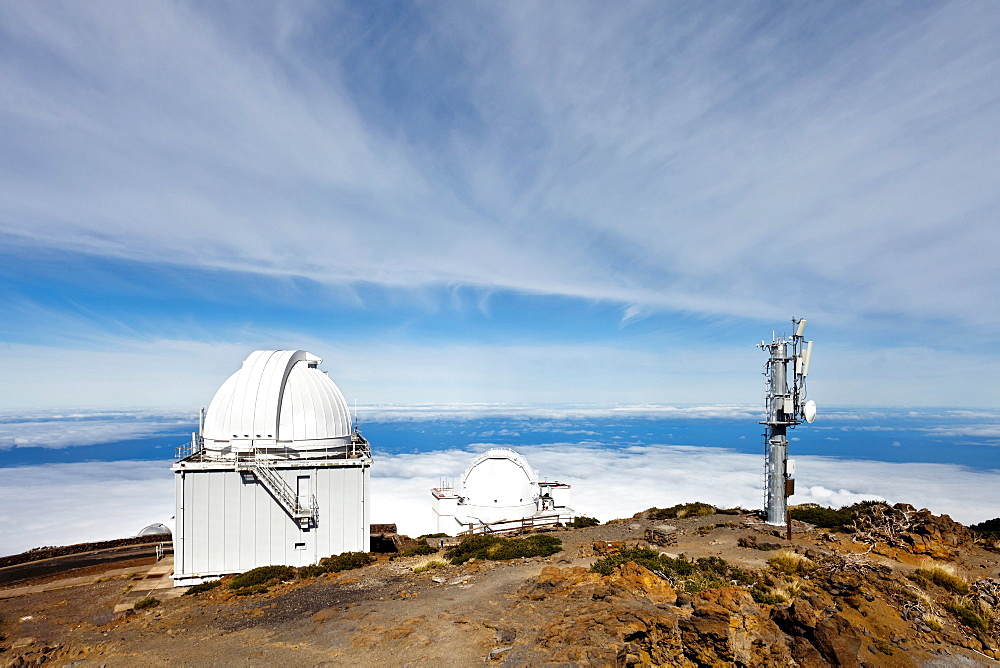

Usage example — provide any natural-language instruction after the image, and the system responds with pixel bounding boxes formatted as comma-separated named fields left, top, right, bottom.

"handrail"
left=249, top=452, right=317, bottom=520
left=457, top=513, right=563, bottom=537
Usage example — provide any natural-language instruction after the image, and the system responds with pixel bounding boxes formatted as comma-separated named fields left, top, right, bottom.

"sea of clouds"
left=2, top=440, right=999, bottom=557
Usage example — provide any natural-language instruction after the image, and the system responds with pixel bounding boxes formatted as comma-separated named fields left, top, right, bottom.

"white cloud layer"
left=0, top=412, right=191, bottom=449
left=4, top=444, right=997, bottom=557
left=372, top=444, right=1000, bottom=536
left=0, top=461, right=174, bottom=556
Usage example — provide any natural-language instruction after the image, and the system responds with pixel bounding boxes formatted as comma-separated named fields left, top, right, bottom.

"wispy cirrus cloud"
left=0, top=2, right=997, bottom=331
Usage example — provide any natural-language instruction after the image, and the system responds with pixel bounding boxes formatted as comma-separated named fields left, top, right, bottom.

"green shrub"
left=230, top=565, right=294, bottom=590
left=590, top=549, right=759, bottom=594
left=297, top=564, right=327, bottom=579
left=789, top=500, right=888, bottom=531
left=970, top=517, right=1000, bottom=550
left=445, top=534, right=562, bottom=565
left=133, top=596, right=160, bottom=610
left=400, top=540, right=439, bottom=557
left=970, top=517, right=1000, bottom=534
left=647, top=502, right=718, bottom=520
left=569, top=516, right=600, bottom=529
left=321, top=551, right=371, bottom=573
left=295, top=552, right=371, bottom=579
left=183, top=580, right=222, bottom=595
left=233, top=584, right=269, bottom=596
left=789, top=504, right=852, bottom=529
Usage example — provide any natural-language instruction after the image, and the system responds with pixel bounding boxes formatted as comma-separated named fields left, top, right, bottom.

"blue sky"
left=2, top=1, right=999, bottom=410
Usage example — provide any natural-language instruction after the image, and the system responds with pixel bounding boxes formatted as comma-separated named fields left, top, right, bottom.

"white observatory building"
left=172, top=350, right=372, bottom=586
left=431, top=448, right=574, bottom=535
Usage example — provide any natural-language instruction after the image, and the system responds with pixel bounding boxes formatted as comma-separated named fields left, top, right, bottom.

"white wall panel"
left=174, top=462, right=370, bottom=585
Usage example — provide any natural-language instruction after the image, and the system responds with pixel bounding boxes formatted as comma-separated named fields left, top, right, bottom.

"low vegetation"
left=646, top=502, right=730, bottom=520
left=234, top=585, right=269, bottom=596
left=767, top=550, right=816, bottom=576
left=133, top=596, right=160, bottom=610
left=590, top=548, right=767, bottom=596
left=970, top=517, right=1000, bottom=551
left=568, top=516, right=600, bottom=529
left=399, top=540, right=439, bottom=557
left=913, top=563, right=969, bottom=595
left=943, top=595, right=992, bottom=632
left=298, top=551, right=372, bottom=579
left=788, top=500, right=887, bottom=531
left=444, top=534, right=562, bottom=564
left=923, top=613, right=945, bottom=631
left=183, top=580, right=222, bottom=595
left=969, top=517, right=1000, bottom=537
left=230, top=565, right=295, bottom=591
left=411, top=558, right=448, bottom=574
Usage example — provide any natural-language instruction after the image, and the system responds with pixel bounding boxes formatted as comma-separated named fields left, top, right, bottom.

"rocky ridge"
left=0, top=502, right=998, bottom=666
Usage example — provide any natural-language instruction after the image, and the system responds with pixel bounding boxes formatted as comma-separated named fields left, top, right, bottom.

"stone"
left=812, top=615, right=862, bottom=667
left=608, top=562, right=678, bottom=605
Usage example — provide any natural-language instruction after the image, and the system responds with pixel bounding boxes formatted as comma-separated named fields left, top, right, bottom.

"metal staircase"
left=236, top=451, right=317, bottom=528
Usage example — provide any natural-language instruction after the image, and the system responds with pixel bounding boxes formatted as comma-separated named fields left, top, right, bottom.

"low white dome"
left=138, top=522, right=171, bottom=537
left=203, top=350, right=352, bottom=454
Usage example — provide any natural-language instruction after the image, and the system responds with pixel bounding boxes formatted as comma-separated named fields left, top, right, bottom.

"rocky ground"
left=1, top=504, right=998, bottom=667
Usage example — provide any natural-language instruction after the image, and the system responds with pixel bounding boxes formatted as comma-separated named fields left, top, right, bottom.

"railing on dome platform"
left=457, top=514, right=563, bottom=537
left=175, top=432, right=204, bottom=460
left=174, top=428, right=371, bottom=463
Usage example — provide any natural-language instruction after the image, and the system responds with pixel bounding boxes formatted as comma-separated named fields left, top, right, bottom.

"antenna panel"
left=801, top=341, right=814, bottom=376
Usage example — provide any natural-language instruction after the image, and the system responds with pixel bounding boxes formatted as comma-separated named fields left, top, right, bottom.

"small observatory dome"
left=202, top=350, right=353, bottom=457
left=431, top=447, right=575, bottom=534
left=138, top=522, right=171, bottom=537
left=458, top=448, right=538, bottom=524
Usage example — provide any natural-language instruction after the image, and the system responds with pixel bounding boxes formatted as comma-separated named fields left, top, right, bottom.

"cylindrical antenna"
left=801, top=341, right=814, bottom=376
left=795, top=319, right=807, bottom=337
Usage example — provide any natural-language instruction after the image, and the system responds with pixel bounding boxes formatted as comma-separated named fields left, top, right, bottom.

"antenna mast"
left=759, top=318, right=816, bottom=527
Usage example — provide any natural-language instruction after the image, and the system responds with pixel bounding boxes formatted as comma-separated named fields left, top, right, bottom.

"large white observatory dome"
left=202, top=350, right=353, bottom=457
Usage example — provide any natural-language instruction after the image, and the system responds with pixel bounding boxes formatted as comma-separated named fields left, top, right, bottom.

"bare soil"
left=1, top=514, right=998, bottom=666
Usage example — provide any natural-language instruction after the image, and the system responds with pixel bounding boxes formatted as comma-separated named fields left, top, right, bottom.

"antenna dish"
left=803, top=400, right=817, bottom=423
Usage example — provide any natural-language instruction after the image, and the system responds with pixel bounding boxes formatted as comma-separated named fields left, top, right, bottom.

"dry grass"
left=411, top=557, right=449, bottom=574
left=767, top=550, right=815, bottom=576
left=922, top=613, right=945, bottom=631
left=770, top=581, right=803, bottom=602
left=890, top=581, right=933, bottom=608
left=943, top=595, right=993, bottom=632
left=914, top=562, right=969, bottom=595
